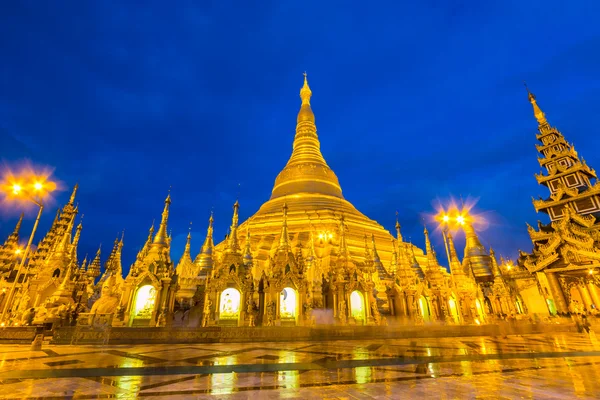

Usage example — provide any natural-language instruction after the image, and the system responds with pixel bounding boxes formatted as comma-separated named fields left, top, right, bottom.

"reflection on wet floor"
left=0, top=333, right=599, bottom=399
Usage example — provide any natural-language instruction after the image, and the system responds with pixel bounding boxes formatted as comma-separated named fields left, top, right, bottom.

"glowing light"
left=350, top=291, right=365, bottom=321
left=0, top=163, right=61, bottom=210
left=456, top=215, right=465, bottom=225
left=280, top=287, right=297, bottom=319
left=14, top=248, right=22, bottom=255
left=219, top=288, right=241, bottom=319
left=442, top=214, right=450, bottom=223
left=589, top=269, right=594, bottom=275
left=133, top=285, right=157, bottom=317
left=475, top=318, right=481, bottom=325
left=0, top=322, right=4, bottom=327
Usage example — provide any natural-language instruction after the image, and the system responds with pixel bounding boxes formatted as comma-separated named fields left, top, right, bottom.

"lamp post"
left=439, top=214, right=452, bottom=267
left=0, top=179, right=51, bottom=324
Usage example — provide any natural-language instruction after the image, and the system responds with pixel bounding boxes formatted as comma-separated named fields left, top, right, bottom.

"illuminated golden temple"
left=2, top=77, right=599, bottom=333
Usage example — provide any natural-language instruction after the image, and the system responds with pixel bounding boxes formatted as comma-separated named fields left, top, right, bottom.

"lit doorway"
left=219, top=288, right=241, bottom=321
left=280, top=287, right=297, bottom=320
left=132, top=284, right=157, bottom=325
left=350, top=291, right=366, bottom=323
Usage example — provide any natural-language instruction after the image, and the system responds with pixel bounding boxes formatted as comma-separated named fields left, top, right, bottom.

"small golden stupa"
left=213, top=74, right=428, bottom=277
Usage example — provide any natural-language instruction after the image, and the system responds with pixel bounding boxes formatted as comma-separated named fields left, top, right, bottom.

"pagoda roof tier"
left=537, top=145, right=580, bottom=167
left=535, top=162, right=597, bottom=185
left=532, top=182, right=600, bottom=212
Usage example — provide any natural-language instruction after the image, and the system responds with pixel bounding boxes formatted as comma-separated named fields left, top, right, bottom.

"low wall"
left=0, top=327, right=39, bottom=344
left=50, top=322, right=578, bottom=345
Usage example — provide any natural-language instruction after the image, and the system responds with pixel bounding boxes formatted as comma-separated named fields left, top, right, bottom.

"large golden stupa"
left=213, top=75, right=428, bottom=275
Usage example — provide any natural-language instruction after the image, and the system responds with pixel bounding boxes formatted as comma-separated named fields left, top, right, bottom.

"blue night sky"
left=1, top=1, right=599, bottom=273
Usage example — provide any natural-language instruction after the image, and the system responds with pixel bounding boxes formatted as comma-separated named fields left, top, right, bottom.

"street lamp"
left=438, top=213, right=453, bottom=267
left=0, top=176, right=55, bottom=323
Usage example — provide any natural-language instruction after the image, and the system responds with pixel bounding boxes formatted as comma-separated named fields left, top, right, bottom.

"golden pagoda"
left=213, top=74, right=428, bottom=280
left=517, top=87, right=600, bottom=315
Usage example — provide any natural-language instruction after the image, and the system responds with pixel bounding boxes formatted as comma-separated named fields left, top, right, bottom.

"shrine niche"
left=350, top=290, right=366, bottom=324
left=131, top=284, right=157, bottom=326
left=219, top=288, right=241, bottom=323
left=279, top=287, right=297, bottom=321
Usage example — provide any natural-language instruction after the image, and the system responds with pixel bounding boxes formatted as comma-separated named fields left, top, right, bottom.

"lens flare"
left=0, top=161, right=63, bottom=215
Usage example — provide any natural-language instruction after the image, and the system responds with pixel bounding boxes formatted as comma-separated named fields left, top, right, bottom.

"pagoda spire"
left=525, top=84, right=550, bottom=131
left=203, top=212, right=214, bottom=252
left=371, top=234, right=381, bottom=264
left=13, top=213, right=24, bottom=235
left=68, top=184, right=79, bottom=205
left=153, top=192, right=171, bottom=246
left=489, top=248, right=503, bottom=278
left=446, top=231, right=465, bottom=276
left=409, top=242, right=425, bottom=280
left=55, top=212, right=76, bottom=256
left=178, top=228, right=193, bottom=266
left=423, top=226, right=438, bottom=267
left=278, top=203, right=291, bottom=251
left=338, top=215, right=349, bottom=257
left=70, top=216, right=83, bottom=262
left=395, top=213, right=403, bottom=242
left=195, top=212, right=215, bottom=269
left=87, top=246, right=101, bottom=280
left=390, top=239, right=399, bottom=275
left=461, top=221, right=493, bottom=280
left=243, top=228, right=253, bottom=266
left=270, top=74, right=343, bottom=199
left=225, top=200, right=241, bottom=253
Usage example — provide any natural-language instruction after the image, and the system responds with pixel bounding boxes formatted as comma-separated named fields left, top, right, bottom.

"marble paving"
left=0, top=332, right=600, bottom=399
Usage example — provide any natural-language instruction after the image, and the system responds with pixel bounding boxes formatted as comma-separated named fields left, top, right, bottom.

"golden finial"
left=524, top=82, right=548, bottom=127
left=300, top=72, right=312, bottom=105
left=165, top=186, right=172, bottom=204
left=69, top=183, right=79, bottom=204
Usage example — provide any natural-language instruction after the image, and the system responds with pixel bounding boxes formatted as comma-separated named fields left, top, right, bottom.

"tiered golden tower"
left=518, top=88, right=600, bottom=315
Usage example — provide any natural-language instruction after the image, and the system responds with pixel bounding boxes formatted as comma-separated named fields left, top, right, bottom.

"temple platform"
left=40, top=321, right=579, bottom=345
left=1, top=331, right=600, bottom=399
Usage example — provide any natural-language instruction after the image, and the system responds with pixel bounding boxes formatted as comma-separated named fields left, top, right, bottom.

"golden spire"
left=197, top=212, right=214, bottom=259
left=390, top=239, right=398, bottom=275
left=446, top=231, right=465, bottom=276
left=525, top=83, right=550, bottom=129
left=87, top=245, right=101, bottom=279
left=338, top=214, right=349, bottom=257
left=300, top=72, right=312, bottom=106
left=270, top=74, right=343, bottom=199
left=180, top=225, right=193, bottom=264
left=409, top=242, right=425, bottom=279
left=152, top=192, right=171, bottom=246
left=225, top=200, right=241, bottom=253
left=395, top=212, right=403, bottom=242
left=195, top=212, right=215, bottom=276
left=423, top=226, right=437, bottom=267
left=13, top=213, right=24, bottom=235
left=278, top=203, right=291, bottom=250
left=68, top=183, right=79, bottom=204
left=489, top=248, right=502, bottom=278
left=55, top=212, right=76, bottom=255
left=462, top=221, right=493, bottom=280
left=371, top=234, right=381, bottom=264
left=243, top=228, right=253, bottom=266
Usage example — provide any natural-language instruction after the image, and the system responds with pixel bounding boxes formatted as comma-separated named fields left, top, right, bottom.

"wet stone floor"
left=0, top=333, right=600, bottom=399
